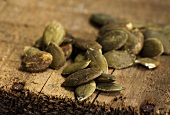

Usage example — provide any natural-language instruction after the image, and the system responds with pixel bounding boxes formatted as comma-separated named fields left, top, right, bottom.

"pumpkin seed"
left=74, top=52, right=86, bottom=62
left=96, top=83, right=125, bottom=92
left=60, top=43, right=72, bottom=59
left=140, top=38, right=164, bottom=57
left=95, top=73, right=116, bottom=83
left=135, top=58, right=160, bottom=69
left=34, top=37, right=43, bottom=49
left=22, top=51, right=53, bottom=72
left=42, top=21, right=65, bottom=49
left=90, top=13, right=115, bottom=26
left=62, top=60, right=91, bottom=75
left=98, top=29, right=128, bottom=52
left=75, top=80, right=96, bottom=101
left=73, top=38, right=102, bottom=50
left=63, top=32, right=75, bottom=43
left=46, top=42, right=66, bottom=69
left=24, top=46, right=41, bottom=56
left=104, top=50, right=135, bottom=69
left=62, top=68, right=103, bottom=87
left=85, top=48, right=108, bottom=73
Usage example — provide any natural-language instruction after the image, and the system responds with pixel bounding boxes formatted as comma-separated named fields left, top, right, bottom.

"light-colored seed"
left=24, top=46, right=41, bottom=56
left=96, top=83, right=125, bottom=92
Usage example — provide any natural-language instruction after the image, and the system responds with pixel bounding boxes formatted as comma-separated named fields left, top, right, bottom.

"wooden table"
left=0, top=0, right=170, bottom=113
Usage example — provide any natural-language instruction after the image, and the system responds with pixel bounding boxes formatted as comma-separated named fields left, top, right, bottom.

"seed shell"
left=60, top=43, right=73, bottom=59
left=22, top=51, right=53, bottom=72
left=135, top=58, right=160, bottom=69
left=95, top=73, right=116, bottom=83
left=140, top=38, right=164, bottom=57
left=75, top=80, right=96, bottom=101
left=96, top=83, right=125, bottom=92
left=24, top=46, right=41, bottom=56
left=104, top=50, right=135, bottom=69
left=74, top=52, right=86, bottom=62
left=46, top=42, right=66, bottom=69
left=62, top=60, right=91, bottom=75
left=85, top=48, right=108, bottom=73
left=62, top=68, right=103, bottom=87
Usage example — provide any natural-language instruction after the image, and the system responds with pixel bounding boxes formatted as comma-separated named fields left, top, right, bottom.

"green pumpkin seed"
left=104, top=50, right=135, bottom=69
left=140, top=38, right=164, bottom=57
left=62, top=60, right=91, bottom=75
left=42, top=21, right=65, bottom=49
left=24, top=46, right=41, bottom=56
left=98, top=29, right=128, bottom=52
left=74, top=52, right=86, bottom=62
left=90, top=13, right=115, bottom=26
left=34, top=37, right=43, bottom=49
left=95, top=73, right=116, bottom=83
left=46, top=42, right=66, bottom=69
left=62, top=68, right=103, bottom=87
left=75, top=80, right=96, bottom=101
left=96, top=83, right=125, bottom=92
left=135, top=58, right=160, bottom=69
left=85, top=48, right=108, bottom=73
left=73, top=38, right=102, bottom=50
left=60, top=43, right=72, bottom=59
left=22, top=51, right=53, bottom=72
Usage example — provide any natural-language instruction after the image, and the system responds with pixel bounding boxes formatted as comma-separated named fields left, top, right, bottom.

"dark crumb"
left=140, top=100, right=155, bottom=115
left=0, top=88, right=137, bottom=114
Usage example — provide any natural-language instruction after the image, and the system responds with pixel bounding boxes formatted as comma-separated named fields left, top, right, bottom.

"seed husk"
left=62, top=68, right=103, bottom=87
left=42, top=21, right=65, bottom=49
left=60, top=43, right=73, bottom=59
left=74, top=52, right=86, bottom=62
left=140, top=38, right=164, bottom=57
left=24, top=46, right=41, bottom=56
left=98, top=29, right=128, bottom=52
left=85, top=48, right=108, bottom=73
left=135, top=58, right=160, bottom=69
left=22, top=51, right=53, bottom=72
left=95, top=73, right=116, bottom=83
left=75, top=80, right=96, bottom=101
left=90, top=13, right=115, bottom=26
left=73, top=38, right=102, bottom=50
left=46, top=42, right=66, bottom=69
left=104, top=50, right=135, bottom=69
left=62, top=60, right=91, bottom=75
left=96, top=83, right=125, bottom=92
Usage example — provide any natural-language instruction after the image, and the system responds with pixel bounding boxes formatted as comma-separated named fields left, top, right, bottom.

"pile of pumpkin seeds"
left=21, top=13, right=170, bottom=101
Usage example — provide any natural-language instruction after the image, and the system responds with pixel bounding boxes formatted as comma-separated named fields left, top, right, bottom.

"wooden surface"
left=0, top=0, right=170, bottom=112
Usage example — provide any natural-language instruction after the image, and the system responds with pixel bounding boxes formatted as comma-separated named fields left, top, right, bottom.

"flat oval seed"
left=62, top=60, right=91, bottom=75
left=140, top=38, right=164, bottom=57
left=73, top=38, right=102, bottom=50
left=135, top=58, right=160, bottom=69
left=98, top=30, right=128, bottom=52
left=42, top=21, right=65, bottom=49
left=74, top=52, right=86, bottom=62
left=60, top=43, right=72, bottom=59
left=62, top=68, right=103, bottom=87
left=24, top=46, right=41, bottom=56
left=46, top=42, right=66, bottom=69
left=95, top=73, right=116, bottom=83
left=75, top=80, right=96, bottom=101
left=22, top=51, right=53, bottom=72
left=104, top=50, right=135, bottom=69
left=96, top=83, right=125, bottom=92
left=85, top=48, right=108, bottom=73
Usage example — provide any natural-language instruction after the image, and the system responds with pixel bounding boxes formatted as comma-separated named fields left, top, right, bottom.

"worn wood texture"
left=0, top=0, right=170, bottom=112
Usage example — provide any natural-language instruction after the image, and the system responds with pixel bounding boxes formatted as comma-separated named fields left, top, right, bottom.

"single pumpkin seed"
left=24, top=46, right=41, bottom=56
left=60, top=43, right=73, bottom=59
left=46, top=42, right=66, bottom=69
left=34, top=37, right=43, bottom=49
left=95, top=73, right=116, bottom=83
left=75, top=80, right=96, bottom=101
left=73, top=38, right=102, bottom=50
left=62, top=60, right=91, bottom=75
left=98, top=29, right=128, bottom=52
left=22, top=51, right=53, bottom=72
left=74, top=52, right=86, bottom=62
left=104, top=50, right=135, bottom=69
left=140, top=38, right=164, bottom=57
left=135, top=58, right=160, bottom=69
left=42, top=21, right=65, bottom=49
left=85, top=48, right=108, bottom=73
left=96, top=83, right=125, bottom=92
left=62, top=68, right=103, bottom=87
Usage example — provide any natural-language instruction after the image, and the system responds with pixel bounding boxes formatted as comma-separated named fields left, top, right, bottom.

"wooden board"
left=0, top=0, right=170, bottom=113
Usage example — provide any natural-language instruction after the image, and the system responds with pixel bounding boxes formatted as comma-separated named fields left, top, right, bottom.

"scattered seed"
left=24, top=46, right=41, bottom=56
left=96, top=83, right=125, bottom=92
left=95, top=73, right=116, bottom=83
